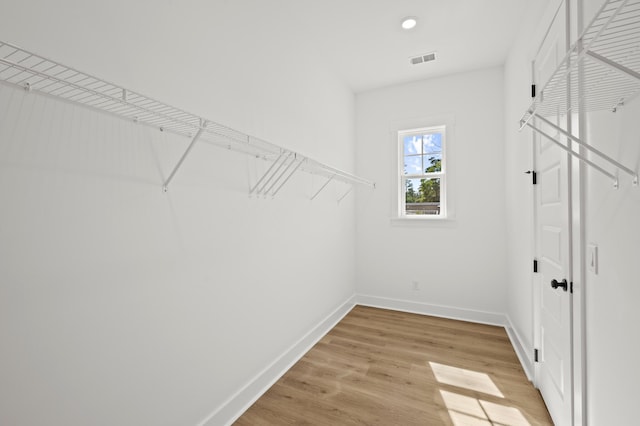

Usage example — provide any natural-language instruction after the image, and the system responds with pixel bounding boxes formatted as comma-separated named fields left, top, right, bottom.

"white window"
left=398, top=126, right=446, bottom=218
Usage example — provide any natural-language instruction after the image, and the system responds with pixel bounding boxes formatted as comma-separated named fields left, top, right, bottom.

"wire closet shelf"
left=520, top=0, right=640, bottom=188
left=0, top=41, right=375, bottom=197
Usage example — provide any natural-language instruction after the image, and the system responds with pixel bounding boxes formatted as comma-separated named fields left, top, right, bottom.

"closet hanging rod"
left=0, top=40, right=375, bottom=194
left=531, top=113, right=638, bottom=181
left=523, top=122, right=620, bottom=187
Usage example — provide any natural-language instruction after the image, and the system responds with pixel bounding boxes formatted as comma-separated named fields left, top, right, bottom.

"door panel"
left=545, top=337, right=565, bottom=395
left=533, top=1, right=572, bottom=425
left=541, top=226, right=562, bottom=266
left=540, top=165, right=561, bottom=205
left=537, top=132, right=571, bottom=425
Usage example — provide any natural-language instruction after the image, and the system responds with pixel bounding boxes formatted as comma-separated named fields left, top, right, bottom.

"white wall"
left=0, top=2, right=358, bottom=425
left=584, top=100, right=640, bottom=424
left=355, top=67, right=509, bottom=321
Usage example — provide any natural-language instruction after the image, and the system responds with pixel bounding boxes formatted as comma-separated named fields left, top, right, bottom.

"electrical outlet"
left=412, top=281, right=420, bottom=291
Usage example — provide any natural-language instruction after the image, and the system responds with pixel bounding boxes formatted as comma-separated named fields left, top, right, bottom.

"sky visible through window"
left=403, top=133, right=442, bottom=175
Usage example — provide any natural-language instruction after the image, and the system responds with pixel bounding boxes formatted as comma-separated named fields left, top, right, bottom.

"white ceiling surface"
left=0, top=0, right=527, bottom=94
left=298, top=0, right=529, bottom=92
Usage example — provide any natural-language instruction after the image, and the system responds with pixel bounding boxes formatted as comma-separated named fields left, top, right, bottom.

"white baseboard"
left=198, top=295, right=357, bottom=426
left=504, top=315, right=535, bottom=381
left=355, top=294, right=507, bottom=327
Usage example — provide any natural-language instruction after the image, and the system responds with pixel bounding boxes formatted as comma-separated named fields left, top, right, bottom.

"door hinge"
left=533, top=259, right=538, bottom=273
left=531, top=84, right=536, bottom=98
left=534, top=348, right=539, bottom=362
left=525, top=170, right=537, bottom=185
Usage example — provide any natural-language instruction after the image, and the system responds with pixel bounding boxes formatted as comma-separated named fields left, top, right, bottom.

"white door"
left=532, top=1, right=573, bottom=424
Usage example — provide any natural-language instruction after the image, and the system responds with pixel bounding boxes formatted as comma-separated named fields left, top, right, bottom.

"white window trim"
left=389, top=115, right=456, bottom=224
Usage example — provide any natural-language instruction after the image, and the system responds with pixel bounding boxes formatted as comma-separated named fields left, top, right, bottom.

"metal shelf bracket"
left=338, top=186, right=353, bottom=204
left=585, top=50, right=640, bottom=83
left=163, top=118, right=207, bottom=192
left=310, top=175, right=335, bottom=201
left=250, top=153, right=306, bottom=198
left=269, top=154, right=305, bottom=197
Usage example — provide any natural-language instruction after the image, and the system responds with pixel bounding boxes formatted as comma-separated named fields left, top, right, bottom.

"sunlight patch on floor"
left=480, top=399, right=530, bottom=425
left=430, top=361, right=533, bottom=426
left=429, top=362, right=504, bottom=398
left=440, top=390, right=531, bottom=426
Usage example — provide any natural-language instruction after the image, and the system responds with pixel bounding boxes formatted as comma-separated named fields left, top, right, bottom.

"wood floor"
left=235, top=306, right=552, bottom=425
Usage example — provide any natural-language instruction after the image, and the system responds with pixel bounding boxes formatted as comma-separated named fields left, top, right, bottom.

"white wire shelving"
left=520, top=0, right=640, bottom=188
left=0, top=41, right=375, bottom=198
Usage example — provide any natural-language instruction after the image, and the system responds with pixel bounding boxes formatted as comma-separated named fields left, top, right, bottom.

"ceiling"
left=277, top=0, right=529, bottom=92
left=0, top=0, right=529, bottom=95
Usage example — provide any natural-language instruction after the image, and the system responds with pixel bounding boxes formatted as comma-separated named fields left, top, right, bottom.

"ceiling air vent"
left=410, top=52, right=436, bottom=65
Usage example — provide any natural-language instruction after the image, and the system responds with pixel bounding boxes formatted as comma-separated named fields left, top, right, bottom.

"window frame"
left=397, top=125, right=448, bottom=219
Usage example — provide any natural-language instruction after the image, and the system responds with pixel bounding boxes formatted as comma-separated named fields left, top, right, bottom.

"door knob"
left=551, top=279, right=568, bottom=292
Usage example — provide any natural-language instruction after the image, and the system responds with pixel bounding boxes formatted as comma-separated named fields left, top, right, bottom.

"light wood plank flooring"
left=235, top=306, right=552, bottom=425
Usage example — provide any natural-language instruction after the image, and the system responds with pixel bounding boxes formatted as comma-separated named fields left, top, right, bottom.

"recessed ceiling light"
left=401, top=17, right=418, bottom=30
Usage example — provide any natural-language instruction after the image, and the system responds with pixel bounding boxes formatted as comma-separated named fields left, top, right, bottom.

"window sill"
left=390, top=215, right=457, bottom=227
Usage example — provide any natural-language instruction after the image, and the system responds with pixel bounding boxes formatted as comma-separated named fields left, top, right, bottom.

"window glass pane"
left=403, top=155, right=422, bottom=175
left=423, top=154, right=442, bottom=173
left=405, top=178, right=420, bottom=204
left=405, top=178, right=441, bottom=215
left=423, top=133, right=442, bottom=155
left=403, top=135, right=422, bottom=155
